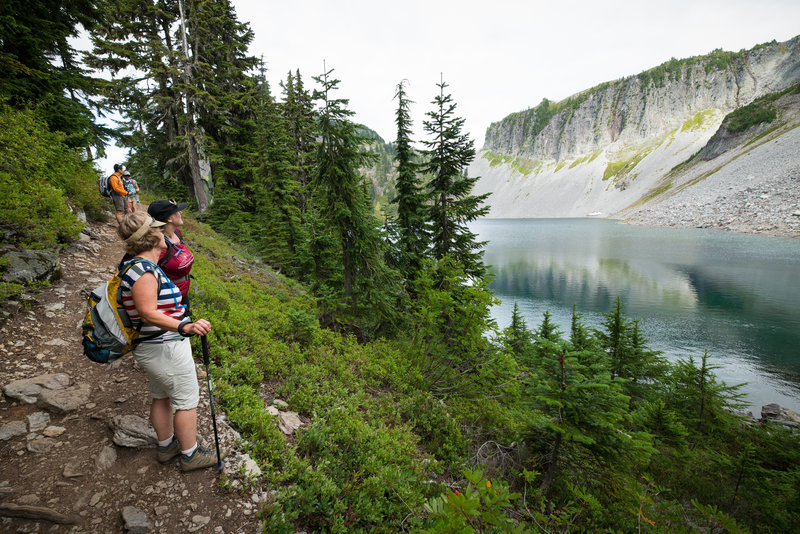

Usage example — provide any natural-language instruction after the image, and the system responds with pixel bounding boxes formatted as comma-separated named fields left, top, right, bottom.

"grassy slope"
left=186, top=218, right=440, bottom=531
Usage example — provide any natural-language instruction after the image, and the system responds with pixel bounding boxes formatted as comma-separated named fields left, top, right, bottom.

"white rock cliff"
left=473, top=36, right=800, bottom=223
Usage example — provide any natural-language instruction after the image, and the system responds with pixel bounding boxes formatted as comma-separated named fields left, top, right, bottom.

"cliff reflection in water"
left=475, top=218, right=800, bottom=411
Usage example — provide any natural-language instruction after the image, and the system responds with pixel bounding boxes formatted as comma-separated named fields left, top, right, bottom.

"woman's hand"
left=185, top=319, right=211, bottom=336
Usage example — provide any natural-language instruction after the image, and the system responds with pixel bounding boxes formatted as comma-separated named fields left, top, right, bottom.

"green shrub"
left=402, top=392, right=468, bottom=466
left=724, top=80, right=800, bottom=133
left=421, top=468, right=524, bottom=533
left=726, top=104, right=777, bottom=132
left=268, top=406, right=430, bottom=532
left=0, top=105, right=103, bottom=248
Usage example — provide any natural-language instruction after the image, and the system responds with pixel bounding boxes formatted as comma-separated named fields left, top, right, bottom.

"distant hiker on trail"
left=116, top=211, right=227, bottom=472
left=109, top=163, right=128, bottom=224
left=148, top=199, right=195, bottom=318
left=123, top=170, right=139, bottom=213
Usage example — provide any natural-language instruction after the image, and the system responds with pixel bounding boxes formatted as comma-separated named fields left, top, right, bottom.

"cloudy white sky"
left=100, top=0, right=800, bottom=168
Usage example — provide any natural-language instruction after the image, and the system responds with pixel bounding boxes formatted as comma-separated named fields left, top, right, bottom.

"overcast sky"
left=100, top=0, right=800, bottom=169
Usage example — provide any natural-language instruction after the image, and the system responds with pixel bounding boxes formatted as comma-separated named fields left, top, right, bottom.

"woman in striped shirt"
left=117, top=211, right=226, bottom=472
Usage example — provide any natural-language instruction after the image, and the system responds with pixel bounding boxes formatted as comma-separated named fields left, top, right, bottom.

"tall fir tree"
left=0, top=0, right=112, bottom=155
left=281, top=70, right=317, bottom=215
left=88, top=0, right=258, bottom=207
left=421, top=77, right=490, bottom=278
left=87, top=0, right=188, bottom=187
left=390, top=80, right=427, bottom=278
left=183, top=0, right=259, bottom=204
left=312, top=68, right=400, bottom=335
left=251, top=75, right=305, bottom=275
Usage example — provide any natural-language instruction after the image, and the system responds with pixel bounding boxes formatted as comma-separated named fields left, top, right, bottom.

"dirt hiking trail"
left=0, top=219, right=267, bottom=533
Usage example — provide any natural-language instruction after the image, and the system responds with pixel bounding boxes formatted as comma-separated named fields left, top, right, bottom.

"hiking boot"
left=180, top=444, right=227, bottom=472
left=157, top=435, right=203, bottom=464
left=157, top=437, right=181, bottom=464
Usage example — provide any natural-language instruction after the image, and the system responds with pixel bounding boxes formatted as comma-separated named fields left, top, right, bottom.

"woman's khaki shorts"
left=112, top=194, right=127, bottom=211
left=133, top=338, right=199, bottom=410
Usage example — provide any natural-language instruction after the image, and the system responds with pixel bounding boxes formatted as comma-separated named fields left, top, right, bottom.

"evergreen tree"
left=533, top=309, right=562, bottom=362
left=596, top=298, right=668, bottom=400
left=504, top=301, right=534, bottom=362
left=88, top=0, right=258, bottom=208
left=87, top=0, right=186, bottom=186
left=281, top=70, right=317, bottom=214
left=625, top=319, right=668, bottom=400
left=668, top=350, right=746, bottom=434
left=250, top=75, right=304, bottom=274
left=312, top=68, right=400, bottom=335
left=390, top=80, right=427, bottom=278
left=183, top=0, right=259, bottom=205
left=596, top=297, right=631, bottom=380
left=409, top=257, right=508, bottom=397
left=280, top=70, right=320, bottom=280
left=631, top=398, right=688, bottom=448
left=523, top=328, right=652, bottom=497
left=421, top=77, right=490, bottom=277
left=569, top=303, right=594, bottom=351
left=0, top=0, right=112, bottom=155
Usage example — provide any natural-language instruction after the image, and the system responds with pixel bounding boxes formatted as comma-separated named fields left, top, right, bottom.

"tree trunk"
left=540, top=432, right=562, bottom=495
left=178, top=0, right=207, bottom=212
left=185, top=111, right=208, bottom=211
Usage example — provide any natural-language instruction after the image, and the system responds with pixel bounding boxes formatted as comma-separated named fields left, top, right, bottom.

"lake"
left=472, top=218, right=800, bottom=413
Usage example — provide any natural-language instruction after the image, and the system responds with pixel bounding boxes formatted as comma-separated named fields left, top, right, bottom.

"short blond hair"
left=117, top=212, right=164, bottom=256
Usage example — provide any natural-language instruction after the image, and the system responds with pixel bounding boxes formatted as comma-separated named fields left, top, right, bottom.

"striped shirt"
left=120, top=259, right=185, bottom=343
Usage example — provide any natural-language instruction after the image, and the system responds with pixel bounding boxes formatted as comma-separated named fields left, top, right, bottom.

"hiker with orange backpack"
left=109, top=164, right=129, bottom=223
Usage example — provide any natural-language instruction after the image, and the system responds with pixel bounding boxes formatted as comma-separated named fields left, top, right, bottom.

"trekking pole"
left=201, top=335, right=225, bottom=471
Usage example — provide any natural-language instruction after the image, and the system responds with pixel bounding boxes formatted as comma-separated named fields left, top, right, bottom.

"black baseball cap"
left=148, top=199, right=188, bottom=222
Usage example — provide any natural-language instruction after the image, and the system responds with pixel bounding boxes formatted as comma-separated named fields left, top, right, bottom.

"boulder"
left=0, top=249, right=62, bottom=285
left=277, top=411, right=303, bottom=435
left=760, top=403, right=800, bottom=427
left=121, top=506, right=153, bottom=534
left=3, top=373, right=71, bottom=404
left=110, top=415, right=157, bottom=448
left=0, top=420, right=27, bottom=441
left=37, top=383, right=91, bottom=414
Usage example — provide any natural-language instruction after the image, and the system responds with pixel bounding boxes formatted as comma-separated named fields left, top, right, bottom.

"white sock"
left=158, top=435, right=175, bottom=448
left=182, top=443, right=198, bottom=456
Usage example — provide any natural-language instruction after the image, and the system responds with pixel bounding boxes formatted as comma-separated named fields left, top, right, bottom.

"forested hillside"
left=2, top=1, right=799, bottom=532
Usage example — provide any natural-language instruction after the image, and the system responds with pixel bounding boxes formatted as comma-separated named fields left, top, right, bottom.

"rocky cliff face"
left=473, top=35, right=800, bottom=221
left=484, top=36, right=800, bottom=161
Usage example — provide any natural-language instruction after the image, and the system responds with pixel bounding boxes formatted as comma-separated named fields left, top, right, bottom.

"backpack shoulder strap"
left=157, top=239, right=174, bottom=268
left=119, top=258, right=163, bottom=293
left=115, top=259, right=165, bottom=344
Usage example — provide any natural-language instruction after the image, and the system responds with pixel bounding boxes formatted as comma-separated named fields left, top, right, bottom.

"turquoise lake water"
left=473, top=218, right=800, bottom=413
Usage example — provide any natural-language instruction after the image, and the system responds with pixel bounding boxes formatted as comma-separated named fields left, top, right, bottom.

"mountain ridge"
left=471, top=35, right=800, bottom=228
left=483, top=36, right=800, bottom=161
